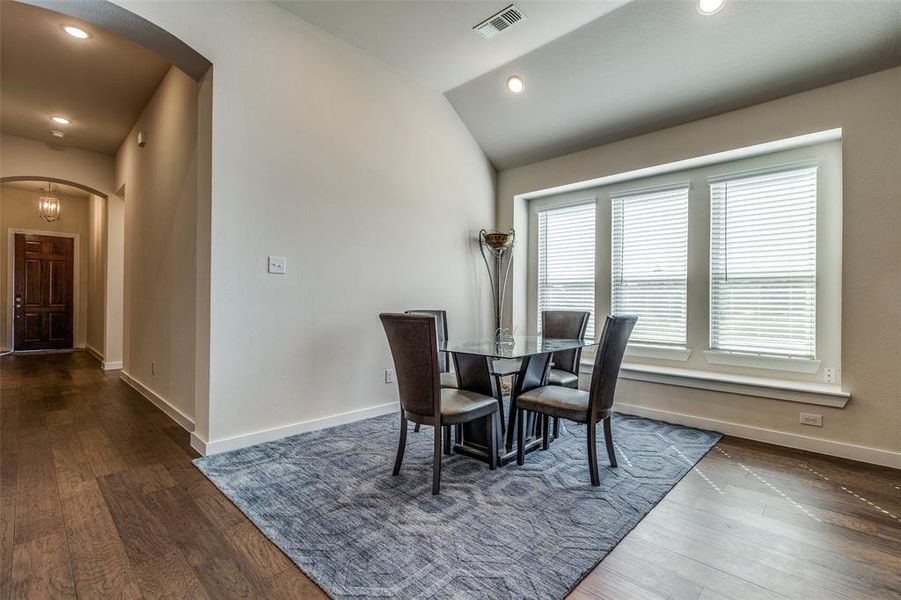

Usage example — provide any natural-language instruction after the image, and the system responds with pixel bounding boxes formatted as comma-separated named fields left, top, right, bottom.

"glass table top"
left=439, top=336, right=598, bottom=359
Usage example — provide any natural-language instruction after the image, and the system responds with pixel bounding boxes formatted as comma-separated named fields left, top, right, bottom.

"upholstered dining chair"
left=405, top=310, right=457, bottom=435
left=541, top=310, right=591, bottom=439
left=380, top=313, right=499, bottom=495
left=516, top=315, right=636, bottom=486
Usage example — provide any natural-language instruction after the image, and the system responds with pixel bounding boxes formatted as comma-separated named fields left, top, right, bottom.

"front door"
left=13, top=233, right=74, bottom=351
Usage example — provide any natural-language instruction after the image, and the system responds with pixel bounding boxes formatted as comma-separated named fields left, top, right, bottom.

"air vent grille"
left=474, top=5, right=526, bottom=40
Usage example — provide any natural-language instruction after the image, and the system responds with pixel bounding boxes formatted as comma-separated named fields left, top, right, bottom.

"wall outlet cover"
left=268, top=256, right=287, bottom=274
left=385, top=369, right=395, bottom=384
left=799, top=413, right=823, bottom=427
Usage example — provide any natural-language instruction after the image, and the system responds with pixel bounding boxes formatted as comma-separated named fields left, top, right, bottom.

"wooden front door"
left=13, top=233, right=74, bottom=351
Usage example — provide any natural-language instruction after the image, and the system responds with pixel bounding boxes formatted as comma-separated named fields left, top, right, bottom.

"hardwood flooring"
left=2, top=351, right=899, bottom=599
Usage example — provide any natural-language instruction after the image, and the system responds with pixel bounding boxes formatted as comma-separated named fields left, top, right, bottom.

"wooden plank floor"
left=2, top=351, right=899, bottom=599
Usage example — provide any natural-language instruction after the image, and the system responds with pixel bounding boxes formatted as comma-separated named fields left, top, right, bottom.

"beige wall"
left=0, top=186, right=92, bottom=349
left=87, top=193, right=106, bottom=354
left=117, top=1, right=496, bottom=452
left=115, top=65, right=199, bottom=423
left=497, top=67, right=901, bottom=464
left=0, top=133, right=115, bottom=197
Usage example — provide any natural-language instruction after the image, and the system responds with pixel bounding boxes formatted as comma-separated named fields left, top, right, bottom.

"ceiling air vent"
left=474, top=4, right=527, bottom=40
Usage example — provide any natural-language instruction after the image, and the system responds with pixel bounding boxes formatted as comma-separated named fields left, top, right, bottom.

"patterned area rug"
left=194, top=412, right=721, bottom=599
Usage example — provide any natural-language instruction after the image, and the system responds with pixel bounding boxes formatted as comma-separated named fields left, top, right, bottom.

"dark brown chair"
left=405, top=310, right=456, bottom=435
left=516, top=315, right=636, bottom=486
left=541, top=310, right=591, bottom=439
left=404, top=309, right=457, bottom=389
left=380, top=313, right=499, bottom=495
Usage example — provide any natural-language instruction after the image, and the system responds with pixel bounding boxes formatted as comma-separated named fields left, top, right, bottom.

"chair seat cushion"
left=546, top=368, right=579, bottom=388
left=440, top=389, right=498, bottom=424
left=517, top=386, right=594, bottom=422
left=439, top=372, right=458, bottom=389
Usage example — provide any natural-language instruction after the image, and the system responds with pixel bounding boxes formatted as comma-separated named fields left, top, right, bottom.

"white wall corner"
left=103, top=360, right=123, bottom=371
left=120, top=370, right=194, bottom=432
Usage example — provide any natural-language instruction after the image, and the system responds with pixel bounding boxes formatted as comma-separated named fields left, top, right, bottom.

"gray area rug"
left=194, top=412, right=721, bottom=599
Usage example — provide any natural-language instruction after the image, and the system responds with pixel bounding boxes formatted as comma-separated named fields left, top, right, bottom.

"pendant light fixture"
left=39, top=181, right=61, bottom=222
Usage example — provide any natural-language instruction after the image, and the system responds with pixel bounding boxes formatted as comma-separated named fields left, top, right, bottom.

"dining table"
left=439, top=335, right=598, bottom=466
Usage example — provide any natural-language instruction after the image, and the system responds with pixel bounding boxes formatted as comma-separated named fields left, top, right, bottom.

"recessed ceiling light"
left=50, top=130, right=65, bottom=139
left=697, top=0, right=725, bottom=15
left=51, top=116, right=71, bottom=125
left=63, top=25, right=91, bottom=39
left=507, top=75, right=525, bottom=95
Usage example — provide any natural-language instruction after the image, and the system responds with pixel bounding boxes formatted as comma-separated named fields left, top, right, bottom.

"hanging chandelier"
left=39, top=182, right=61, bottom=223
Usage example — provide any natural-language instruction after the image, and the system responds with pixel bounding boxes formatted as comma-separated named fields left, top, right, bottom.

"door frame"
left=6, top=228, right=80, bottom=352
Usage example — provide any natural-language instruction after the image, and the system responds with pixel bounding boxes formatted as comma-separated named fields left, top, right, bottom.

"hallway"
left=0, top=351, right=323, bottom=599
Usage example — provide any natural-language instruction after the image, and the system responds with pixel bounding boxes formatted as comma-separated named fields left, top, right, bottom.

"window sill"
left=703, top=350, right=821, bottom=374
left=580, top=360, right=850, bottom=408
left=625, top=344, right=691, bottom=362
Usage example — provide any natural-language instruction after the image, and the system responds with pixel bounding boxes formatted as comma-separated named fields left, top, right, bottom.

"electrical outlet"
left=151, top=361, right=156, bottom=376
left=267, top=256, right=287, bottom=274
left=385, top=369, right=395, bottom=384
left=823, top=367, right=835, bottom=384
left=800, top=413, right=823, bottom=427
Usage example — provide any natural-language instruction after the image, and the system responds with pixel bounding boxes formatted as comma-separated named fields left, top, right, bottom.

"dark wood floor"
left=2, top=351, right=899, bottom=599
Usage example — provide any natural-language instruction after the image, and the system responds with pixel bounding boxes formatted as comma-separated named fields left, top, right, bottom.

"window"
left=611, top=185, right=689, bottom=347
left=537, top=202, right=596, bottom=338
left=710, top=166, right=817, bottom=358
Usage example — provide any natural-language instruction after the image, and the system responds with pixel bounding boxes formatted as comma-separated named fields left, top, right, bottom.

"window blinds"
left=611, top=185, right=689, bottom=347
left=710, top=166, right=817, bottom=358
left=537, top=202, right=596, bottom=338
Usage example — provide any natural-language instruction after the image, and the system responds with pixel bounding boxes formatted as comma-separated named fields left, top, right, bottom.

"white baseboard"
left=120, top=370, right=195, bottom=432
left=103, top=360, right=123, bottom=371
left=615, top=402, right=901, bottom=470
left=85, top=345, right=103, bottom=362
left=193, top=400, right=400, bottom=456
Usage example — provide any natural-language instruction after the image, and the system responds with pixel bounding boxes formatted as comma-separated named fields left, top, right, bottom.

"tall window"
left=537, top=202, right=596, bottom=338
left=611, top=185, right=689, bottom=347
left=710, top=166, right=817, bottom=358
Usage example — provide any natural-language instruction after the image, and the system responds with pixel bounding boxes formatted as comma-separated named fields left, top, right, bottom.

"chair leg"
left=443, top=425, right=452, bottom=455
left=587, top=419, right=600, bottom=486
left=516, top=409, right=526, bottom=466
left=487, top=414, right=498, bottom=470
left=553, top=417, right=560, bottom=439
left=392, top=411, right=408, bottom=476
left=414, top=423, right=420, bottom=433
left=432, top=424, right=442, bottom=495
left=541, top=415, right=550, bottom=450
left=604, top=415, right=617, bottom=468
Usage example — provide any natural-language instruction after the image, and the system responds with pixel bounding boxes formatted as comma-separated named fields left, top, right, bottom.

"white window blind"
left=710, top=166, right=817, bottom=358
left=537, top=202, right=596, bottom=338
left=611, top=185, right=689, bottom=347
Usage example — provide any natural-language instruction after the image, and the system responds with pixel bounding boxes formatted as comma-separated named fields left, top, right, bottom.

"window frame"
left=532, top=196, right=599, bottom=339
left=525, top=139, right=841, bottom=385
left=611, top=181, right=690, bottom=350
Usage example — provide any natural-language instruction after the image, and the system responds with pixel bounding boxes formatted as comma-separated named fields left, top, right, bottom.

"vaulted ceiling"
left=0, top=1, right=170, bottom=154
left=281, top=0, right=901, bottom=170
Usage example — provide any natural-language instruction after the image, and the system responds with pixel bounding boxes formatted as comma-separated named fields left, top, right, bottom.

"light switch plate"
left=268, top=256, right=287, bottom=274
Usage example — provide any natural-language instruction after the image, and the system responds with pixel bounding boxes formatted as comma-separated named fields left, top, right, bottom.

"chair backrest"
left=405, top=309, right=449, bottom=373
left=380, top=313, right=440, bottom=419
left=542, top=310, right=590, bottom=375
left=587, top=315, right=637, bottom=417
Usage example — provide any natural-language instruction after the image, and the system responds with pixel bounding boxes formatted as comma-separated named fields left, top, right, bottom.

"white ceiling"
left=2, top=180, right=91, bottom=199
left=275, top=0, right=628, bottom=92
left=448, top=0, right=901, bottom=169
left=0, top=1, right=170, bottom=154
